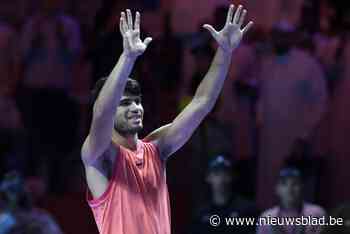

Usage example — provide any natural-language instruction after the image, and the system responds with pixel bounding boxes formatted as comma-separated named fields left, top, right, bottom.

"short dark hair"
left=90, top=77, right=141, bottom=106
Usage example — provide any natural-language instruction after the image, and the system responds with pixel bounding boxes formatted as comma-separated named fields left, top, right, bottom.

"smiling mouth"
left=129, top=116, right=142, bottom=122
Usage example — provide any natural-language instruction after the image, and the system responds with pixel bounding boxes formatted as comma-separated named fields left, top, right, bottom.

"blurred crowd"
left=0, top=0, right=350, bottom=233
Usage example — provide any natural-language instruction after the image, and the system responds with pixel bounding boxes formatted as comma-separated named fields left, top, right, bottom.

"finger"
left=121, top=12, right=128, bottom=32
left=119, top=17, right=125, bottom=34
left=242, top=21, right=253, bottom=35
left=127, top=9, right=133, bottom=29
left=143, top=37, right=152, bottom=47
left=225, top=4, right=235, bottom=25
left=233, top=5, right=243, bottom=24
left=135, top=11, right=140, bottom=32
left=203, top=24, right=218, bottom=38
left=238, top=9, right=247, bottom=27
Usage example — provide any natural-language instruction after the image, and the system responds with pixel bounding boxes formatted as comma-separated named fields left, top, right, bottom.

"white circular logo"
left=209, top=215, right=221, bottom=227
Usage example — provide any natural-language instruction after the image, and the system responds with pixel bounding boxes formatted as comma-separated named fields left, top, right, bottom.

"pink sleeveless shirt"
left=87, top=140, right=171, bottom=234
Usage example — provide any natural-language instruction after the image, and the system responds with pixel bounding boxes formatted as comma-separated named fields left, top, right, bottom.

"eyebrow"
left=120, top=97, right=141, bottom=102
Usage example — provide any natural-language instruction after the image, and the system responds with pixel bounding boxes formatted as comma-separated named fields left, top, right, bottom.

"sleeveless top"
left=87, top=140, right=171, bottom=234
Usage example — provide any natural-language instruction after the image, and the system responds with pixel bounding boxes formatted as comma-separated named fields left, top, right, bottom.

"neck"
left=112, top=130, right=138, bottom=151
left=280, top=200, right=302, bottom=212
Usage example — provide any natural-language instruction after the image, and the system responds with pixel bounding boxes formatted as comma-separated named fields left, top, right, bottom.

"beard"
left=114, top=120, right=143, bottom=136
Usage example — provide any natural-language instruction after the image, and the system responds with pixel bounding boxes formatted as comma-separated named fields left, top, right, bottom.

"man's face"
left=114, top=95, right=144, bottom=135
left=276, top=177, right=302, bottom=205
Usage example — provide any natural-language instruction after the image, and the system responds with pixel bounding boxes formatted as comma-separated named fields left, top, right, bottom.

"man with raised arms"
left=81, top=5, right=253, bottom=234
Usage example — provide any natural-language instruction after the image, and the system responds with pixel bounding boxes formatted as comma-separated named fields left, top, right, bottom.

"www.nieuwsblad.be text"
left=209, top=215, right=344, bottom=227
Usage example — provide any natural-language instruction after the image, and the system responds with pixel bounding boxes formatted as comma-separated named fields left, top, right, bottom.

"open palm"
left=119, top=9, right=152, bottom=58
left=203, top=5, right=253, bottom=53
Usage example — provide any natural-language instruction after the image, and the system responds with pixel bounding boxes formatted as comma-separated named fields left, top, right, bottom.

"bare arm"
left=82, top=10, right=152, bottom=165
left=151, top=5, right=253, bottom=159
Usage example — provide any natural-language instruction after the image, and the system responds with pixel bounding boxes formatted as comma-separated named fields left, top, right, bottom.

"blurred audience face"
left=207, top=169, right=233, bottom=192
left=276, top=177, right=303, bottom=207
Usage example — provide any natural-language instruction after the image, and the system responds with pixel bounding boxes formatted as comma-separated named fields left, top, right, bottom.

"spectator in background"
left=313, top=0, right=345, bottom=96
left=321, top=32, right=350, bottom=210
left=257, top=167, right=326, bottom=234
left=19, top=0, right=81, bottom=92
left=7, top=212, right=61, bottom=234
left=228, top=28, right=262, bottom=160
left=187, top=91, right=234, bottom=206
left=0, top=171, right=63, bottom=234
left=256, top=25, right=328, bottom=209
left=282, top=138, right=321, bottom=202
left=189, top=155, right=257, bottom=234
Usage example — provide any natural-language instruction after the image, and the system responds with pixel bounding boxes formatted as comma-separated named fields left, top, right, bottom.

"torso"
left=85, top=140, right=171, bottom=234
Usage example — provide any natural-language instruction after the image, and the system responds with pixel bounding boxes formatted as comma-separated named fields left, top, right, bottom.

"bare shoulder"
left=143, top=124, right=172, bottom=159
left=143, top=124, right=172, bottom=143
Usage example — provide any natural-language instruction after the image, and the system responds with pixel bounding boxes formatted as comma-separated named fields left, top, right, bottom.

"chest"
left=120, top=150, right=165, bottom=193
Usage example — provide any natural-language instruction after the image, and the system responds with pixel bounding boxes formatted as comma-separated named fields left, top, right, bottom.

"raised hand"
left=203, top=5, right=253, bottom=53
left=119, top=9, right=152, bottom=58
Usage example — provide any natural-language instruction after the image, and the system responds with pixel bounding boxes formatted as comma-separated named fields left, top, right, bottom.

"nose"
left=129, top=101, right=142, bottom=113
